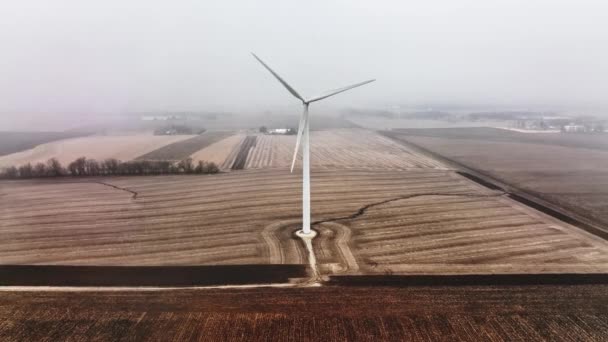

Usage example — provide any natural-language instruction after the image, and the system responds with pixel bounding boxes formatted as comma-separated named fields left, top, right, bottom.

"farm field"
left=347, top=116, right=508, bottom=130
left=1, top=284, right=607, bottom=341
left=0, top=134, right=193, bottom=168
left=0, top=131, right=91, bottom=157
left=231, top=136, right=258, bottom=170
left=244, top=129, right=445, bottom=170
left=189, top=133, right=245, bottom=168
left=395, top=127, right=608, bottom=151
left=1, top=167, right=607, bottom=275
left=383, top=128, right=608, bottom=228
left=135, top=131, right=233, bottom=161
left=185, top=129, right=445, bottom=171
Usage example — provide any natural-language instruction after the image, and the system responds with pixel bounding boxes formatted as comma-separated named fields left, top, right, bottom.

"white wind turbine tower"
left=252, top=53, right=375, bottom=236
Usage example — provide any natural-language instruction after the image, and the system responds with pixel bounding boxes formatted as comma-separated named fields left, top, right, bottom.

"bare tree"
left=3, top=166, right=18, bottom=179
left=159, top=161, right=172, bottom=174
left=68, top=157, right=87, bottom=176
left=85, top=159, right=101, bottom=176
left=195, top=161, right=205, bottom=173
left=18, top=163, right=33, bottom=178
left=46, top=158, right=65, bottom=177
left=206, top=162, right=220, bottom=174
left=194, top=161, right=220, bottom=174
left=33, top=163, right=47, bottom=177
left=102, top=159, right=120, bottom=175
left=178, top=158, right=194, bottom=173
left=0, top=156, right=219, bottom=179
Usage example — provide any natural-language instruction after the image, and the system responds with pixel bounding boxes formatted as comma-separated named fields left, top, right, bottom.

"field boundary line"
left=312, top=191, right=507, bottom=226
left=92, top=181, right=138, bottom=199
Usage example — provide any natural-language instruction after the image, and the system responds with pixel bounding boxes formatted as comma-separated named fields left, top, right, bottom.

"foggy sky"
left=1, top=0, right=607, bottom=119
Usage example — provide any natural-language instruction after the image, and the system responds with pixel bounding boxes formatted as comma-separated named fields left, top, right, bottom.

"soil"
left=382, top=129, right=608, bottom=229
left=231, top=136, right=257, bottom=170
left=2, top=168, right=608, bottom=274
left=136, top=132, right=232, bottom=161
left=0, top=265, right=307, bottom=287
left=0, top=285, right=606, bottom=341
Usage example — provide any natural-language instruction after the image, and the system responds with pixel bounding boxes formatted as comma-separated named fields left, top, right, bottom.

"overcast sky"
left=1, top=0, right=607, bottom=120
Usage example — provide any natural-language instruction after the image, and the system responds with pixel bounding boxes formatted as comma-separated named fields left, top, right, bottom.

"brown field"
left=244, top=129, right=446, bottom=170
left=1, top=285, right=607, bottom=341
left=395, top=126, right=608, bottom=151
left=231, top=136, right=258, bottom=170
left=0, top=134, right=194, bottom=167
left=3, top=127, right=608, bottom=340
left=189, top=133, right=245, bottom=168
left=135, top=131, right=233, bottom=161
left=0, top=131, right=91, bottom=157
left=383, top=128, right=608, bottom=228
left=187, top=129, right=444, bottom=171
left=2, top=166, right=607, bottom=275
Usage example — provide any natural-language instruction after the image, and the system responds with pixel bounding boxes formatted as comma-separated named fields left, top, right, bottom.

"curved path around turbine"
left=262, top=220, right=359, bottom=281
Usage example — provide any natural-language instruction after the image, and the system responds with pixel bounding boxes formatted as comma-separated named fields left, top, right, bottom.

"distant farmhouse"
left=561, top=122, right=605, bottom=133
left=259, top=126, right=295, bottom=135
left=137, top=112, right=223, bottom=122
left=141, top=115, right=181, bottom=121
left=512, top=114, right=606, bottom=133
left=512, top=115, right=568, bottom=131
left=562, top=124, right=586, bottom=133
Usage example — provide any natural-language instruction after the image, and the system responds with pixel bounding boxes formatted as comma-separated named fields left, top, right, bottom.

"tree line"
left=0, top=157, right=219, bottom=179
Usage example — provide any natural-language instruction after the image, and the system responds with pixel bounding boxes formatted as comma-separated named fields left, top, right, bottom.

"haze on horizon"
left=1, top=0, right=607, bottom=129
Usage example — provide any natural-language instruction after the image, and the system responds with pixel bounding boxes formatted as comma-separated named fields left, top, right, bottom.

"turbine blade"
left=251, top=53, right=305, bottom=103
left=290, top=106, right=308, bottom=172
left=306, top=79, right=375, bottom=103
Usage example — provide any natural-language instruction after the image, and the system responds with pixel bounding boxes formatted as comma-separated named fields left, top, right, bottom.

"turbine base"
left=296, top=229, right=317, bottom=239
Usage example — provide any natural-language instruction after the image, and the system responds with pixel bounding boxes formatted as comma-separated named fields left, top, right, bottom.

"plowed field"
left=2, top=285, right=607, bottom=341
left=0, top=134, right=194, bottom=167
left=245, top=129, right=445, bottom=170
left=2, top=168, right=607, bottom=275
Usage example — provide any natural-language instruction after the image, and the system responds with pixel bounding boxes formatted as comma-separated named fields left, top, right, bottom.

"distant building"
left=562, top=124, right=586, bottom=133
left=141, top=114, right=182, bottom=121
left=269, top=128, right=289, bottom=135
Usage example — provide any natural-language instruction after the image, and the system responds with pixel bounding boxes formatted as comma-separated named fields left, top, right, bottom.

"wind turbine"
left=252, top=53, right=375, bottom=236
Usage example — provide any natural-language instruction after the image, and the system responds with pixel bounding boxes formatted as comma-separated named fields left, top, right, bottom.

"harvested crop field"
left=2, top=168, right=607, bottom=275
left=135, top=131, right=233, bottom=161
left=244, top=129, right=446, bottom=170
left=383, top=128, right=608, bottom=229
left=0, top=131, right=91, bottom=157
left=3, top=126, right=608, bottom=340
left=1, top=285, right=607, bottom=341
left=189, top=133, right=245, bottom=168
left=0, top=134, right=193, bottom=168
left=395, top=126, right=608, bottom=151
left=231, top=136, right=257, bottom=170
